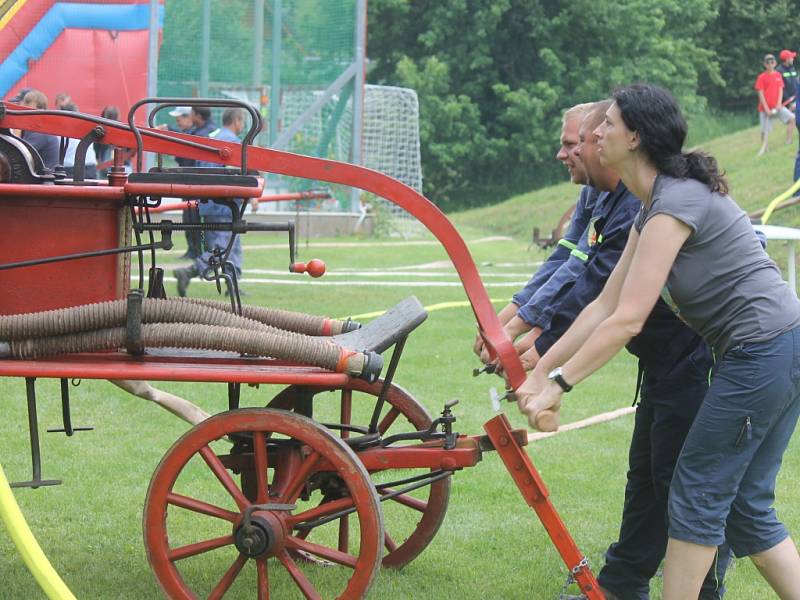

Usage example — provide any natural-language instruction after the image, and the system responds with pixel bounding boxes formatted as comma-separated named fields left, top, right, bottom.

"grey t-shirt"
left=635, top=175, right=800, bottom=354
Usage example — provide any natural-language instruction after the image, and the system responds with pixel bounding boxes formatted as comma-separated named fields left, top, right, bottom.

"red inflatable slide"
left=0, top=0, right=162, bottom=116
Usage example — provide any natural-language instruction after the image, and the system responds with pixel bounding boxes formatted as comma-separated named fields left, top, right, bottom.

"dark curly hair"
left=613, top=84, right=728, bottom=194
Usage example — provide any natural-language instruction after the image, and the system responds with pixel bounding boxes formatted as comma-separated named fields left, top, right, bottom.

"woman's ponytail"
left=682, top=151, right=728, bottom=194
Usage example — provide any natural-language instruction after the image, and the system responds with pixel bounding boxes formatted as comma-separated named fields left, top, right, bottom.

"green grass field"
left=2, top=123, right=799, bottom=599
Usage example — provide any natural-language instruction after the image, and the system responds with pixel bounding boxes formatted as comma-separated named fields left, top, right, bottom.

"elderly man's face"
left=231, top=116, right=245, bottom=135
left=556, top=114, right=587, bottom=185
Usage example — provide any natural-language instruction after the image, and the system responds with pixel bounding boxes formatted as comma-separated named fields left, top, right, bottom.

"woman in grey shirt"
left=516, top=84, right=800, bottom=599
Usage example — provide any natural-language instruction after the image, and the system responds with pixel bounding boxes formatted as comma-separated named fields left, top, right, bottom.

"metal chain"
left=197, top=201, right=205, bottom=252
left=556, top=556, right=590, bottom=600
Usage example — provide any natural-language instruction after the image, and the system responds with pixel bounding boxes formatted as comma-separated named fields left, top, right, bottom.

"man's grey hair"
left=563, top=102, right=595, bottom=125
left=583, top=99, right=614, bottom=132
left=222, top=107, right=245, bottom=127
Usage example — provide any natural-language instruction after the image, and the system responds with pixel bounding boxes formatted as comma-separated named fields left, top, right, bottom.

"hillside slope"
left=452, top=125, right=800, bottom=239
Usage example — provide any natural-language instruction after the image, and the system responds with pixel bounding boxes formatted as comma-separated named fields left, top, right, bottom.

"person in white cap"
left=163, top=106, right=195, bottom=141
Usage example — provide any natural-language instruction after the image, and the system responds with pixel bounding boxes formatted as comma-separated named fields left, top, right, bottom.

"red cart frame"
left=0, top=104, right=603, bottom=599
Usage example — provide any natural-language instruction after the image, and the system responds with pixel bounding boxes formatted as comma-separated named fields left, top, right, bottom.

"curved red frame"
left=0, top=108, right=525, bottom=388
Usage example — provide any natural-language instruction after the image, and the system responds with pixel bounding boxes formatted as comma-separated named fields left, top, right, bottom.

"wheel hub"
left=233, top=507, right=291, bottom=558
left=234, top=515, right=274, bottom=557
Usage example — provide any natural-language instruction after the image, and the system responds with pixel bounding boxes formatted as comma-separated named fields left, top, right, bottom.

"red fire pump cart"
left=0, top=98, right=603, bottom=599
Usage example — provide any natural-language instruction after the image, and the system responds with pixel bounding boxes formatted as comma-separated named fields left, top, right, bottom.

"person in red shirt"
left=755, top=53, right=794, bottom=155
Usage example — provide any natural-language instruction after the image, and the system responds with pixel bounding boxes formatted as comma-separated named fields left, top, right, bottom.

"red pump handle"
left=290, top=259, right=326, bottom=278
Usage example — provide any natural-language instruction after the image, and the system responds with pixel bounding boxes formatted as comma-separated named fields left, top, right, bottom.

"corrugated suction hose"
left=183, top=297, right=360, bottom=335
left=0, top=300, right=381, bottom=381
left=0, top=298, right=290, bottom=340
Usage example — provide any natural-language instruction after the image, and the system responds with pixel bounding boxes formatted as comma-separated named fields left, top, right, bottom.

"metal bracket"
left=228, top=382, right=241, bottom=411
left=10, top=378, right=61, bottom=489
left=380, top=399, right=459, bottom=449
left=146, top=267, right=167, bottom=299
left=125, top=289, right=145, bottom=356
left=71, top=126, right=104, bottom=184
left=368, top=336, right=407, bottom=434
left=47, top=379, right=93, bottom=437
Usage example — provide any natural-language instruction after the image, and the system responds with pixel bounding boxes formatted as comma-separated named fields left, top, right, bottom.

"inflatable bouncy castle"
left=0, top=0, right=162, bottom=115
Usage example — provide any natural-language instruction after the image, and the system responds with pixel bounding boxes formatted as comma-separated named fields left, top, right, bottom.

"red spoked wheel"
left=143, top=408, right=384, bottom=600
left=268, top=380, right=452, bottom=568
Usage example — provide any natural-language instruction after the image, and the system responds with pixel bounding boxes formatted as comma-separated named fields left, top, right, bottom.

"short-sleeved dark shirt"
left=777, top=63, right=799, bottom=103
left=635, top=176, right=800, bottom=354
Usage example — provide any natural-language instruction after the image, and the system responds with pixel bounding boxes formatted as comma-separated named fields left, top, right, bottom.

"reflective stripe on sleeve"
left=558, top=239, right=577, bottom=251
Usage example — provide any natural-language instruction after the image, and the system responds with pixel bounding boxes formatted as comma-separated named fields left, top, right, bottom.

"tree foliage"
left=368, top=0, right=789, bottom=210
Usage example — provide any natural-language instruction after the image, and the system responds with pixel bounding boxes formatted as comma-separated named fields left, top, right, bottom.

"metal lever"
left=0, top=230, right=173, bottom=272
left=380, top=398, right=460, bottom=449
left=47, top=379, right=93, bottom=437
left=473, top=363, right=496, bottom=377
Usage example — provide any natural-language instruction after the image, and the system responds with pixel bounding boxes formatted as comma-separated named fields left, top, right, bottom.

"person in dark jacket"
left=481, top=101, right=730, bottom=600
left=18, top=90, right=59, bottom=170
left=520, top=83, right=800, bottom=600
left=474, top=102, right=597, bottom=359
left=179, top=106, right=218, bottom=259
left=174, top=108, right=255, bottom=297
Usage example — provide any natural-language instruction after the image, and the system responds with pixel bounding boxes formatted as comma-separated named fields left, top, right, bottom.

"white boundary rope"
left=527, top=406, right=636, bottom=442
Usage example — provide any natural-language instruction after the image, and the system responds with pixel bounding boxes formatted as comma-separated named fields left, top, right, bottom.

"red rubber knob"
left=291, top=259, right=326, bottom=278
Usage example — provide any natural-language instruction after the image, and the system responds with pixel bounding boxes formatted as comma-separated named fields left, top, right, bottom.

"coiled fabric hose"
left=0, top=323, right=380, bottom=380
left=0, top=299, right=381, bottom=379
left=183, top=298, right=360, bottom=335
left=0, top=323, right=366, bottom=376
left=0, top=464, right=76, bottom=600
left=0, top=298, right=352, bottom=340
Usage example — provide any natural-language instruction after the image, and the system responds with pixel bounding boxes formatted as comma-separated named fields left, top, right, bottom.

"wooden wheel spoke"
left=286, top=536, right=357, bottom=568
left=279, top=450, right=320, bottom=504
left=146, top=408, right=385, bottom=600
left=168, top=534, right=234, bottom=562
left=252, top=431, right=269, bottom=504
left=340, top=389, right=352, bottom=438
left=208, top=554, right=248, bottom=600
left=286, top=496, right=355, bottom=528
left=256, top=558, right=269, bottom=600
left=278, top=551, right=322, bottom=600
left=167, top=492, right=239, bottom=522
left=381, top=488, right=428, bottom=512
left=377, top=407, right=401, bottom=434
left=384, top=532, right=398, bottom=553
left=338, top=514, right=349, bottom=553
left=200, top=445, right=250, bottom=511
